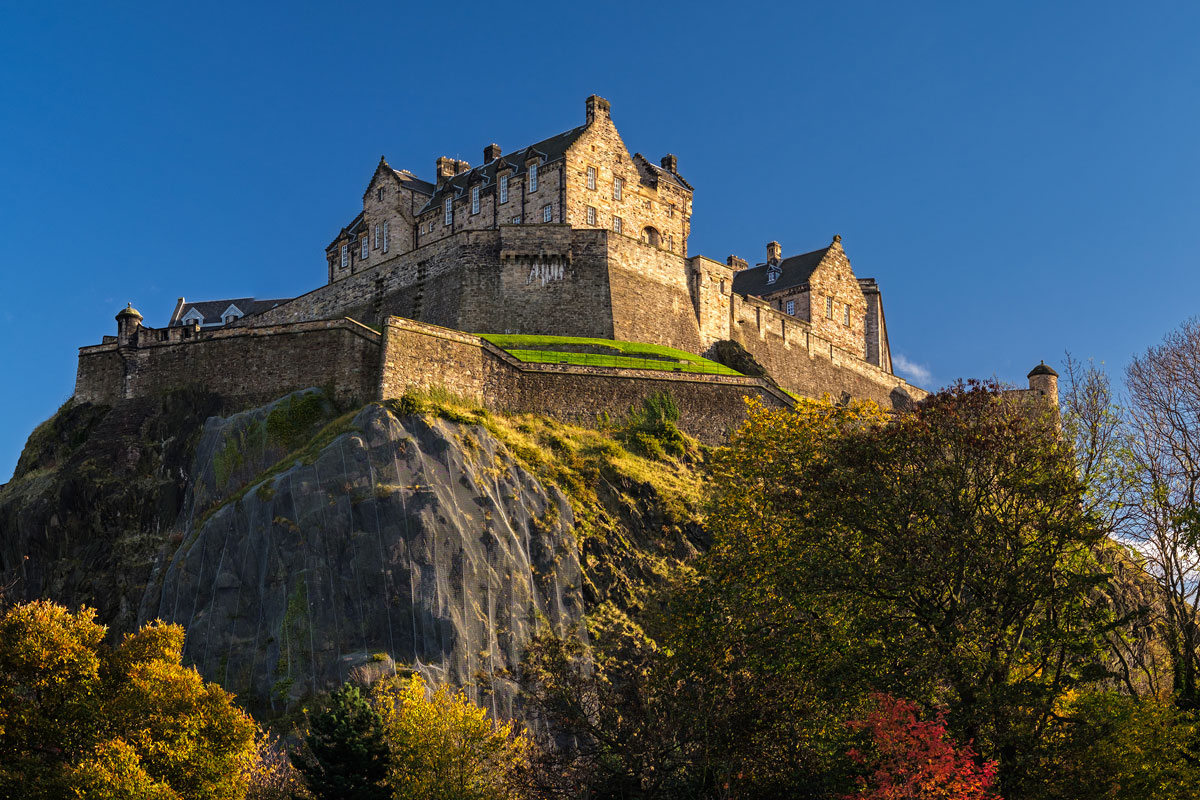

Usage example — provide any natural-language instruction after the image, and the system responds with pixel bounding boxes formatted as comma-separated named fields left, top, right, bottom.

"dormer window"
left=471, top=186, right=480, bottom=215
left=766, top=266, right=780, bottom=284
left=528, top=163, right=538, bottom=192
left=499, top=174, right=509, bottom=204
left=444, top=198, right=453, bottom=226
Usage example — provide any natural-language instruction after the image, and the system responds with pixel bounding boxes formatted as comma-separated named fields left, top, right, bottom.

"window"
left=340, top=244, right=349, bottom=268
left=499, top=174, right=509, bottom=204
left=613, top=216, right=623, bottom=234
left=543, top=204, right=552, bottom=223
left=382, top=221, right=389, bottom=253
left=528, top=163, right=538, bottom=192
left=843, top=303, right=850, bottom=326
left=825, top=296, right=833, bottom=319
left=361, top=236, right=368, bottom=259
left=613, top=177, right=622, bottom=200
left=587, top=166, right=596, bottom=190
left=668, top=235, right=674, bottom=251
left=444, top=198, right=453, bottom=226
left=767, top=267, right=779, bottom=285
left=786, top=300, right=795, bottom=316
left=471, top=186, right=480, bottom=215
left=586, top=205, right=596, bottom=225
left=377, top=187, right=384, bottom=201
left=374, top=223, right=380, bottom=249
left=513, top=215, right=522, bottom=224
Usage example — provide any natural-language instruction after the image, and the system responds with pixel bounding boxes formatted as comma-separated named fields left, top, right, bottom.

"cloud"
left=893, top=353, right=933, bottom=386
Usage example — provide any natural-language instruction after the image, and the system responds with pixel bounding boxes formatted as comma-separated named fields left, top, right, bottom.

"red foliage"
left=845, top=694, right=1001, bottom=800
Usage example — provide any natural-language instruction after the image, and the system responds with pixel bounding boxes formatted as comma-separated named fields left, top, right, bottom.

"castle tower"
left=1027, top=361, right=1059, bottom=405
left=116, top=303, right=143, bottom=346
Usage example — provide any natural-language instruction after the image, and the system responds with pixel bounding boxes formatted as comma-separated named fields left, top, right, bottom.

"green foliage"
left=291, top=684, right=389, bottom=800
left=10, top=398, right=111, bottom=482
left=620, top=391, right=687, bottom=459
left=374, top=674, right=530, bottom=800
left=265, top=391, right=329, bottom=451
left=0, top=601, right=256, bottom=800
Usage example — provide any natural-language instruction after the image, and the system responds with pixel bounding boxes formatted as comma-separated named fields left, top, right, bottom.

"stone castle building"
left=80, top=94, right=1054, bottom=441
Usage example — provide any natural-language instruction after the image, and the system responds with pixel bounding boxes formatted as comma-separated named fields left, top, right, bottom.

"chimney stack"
left=585, top=94, right=611, bottom=125
left=661, top=154, right=677, bottom=172
left=766, top=241, right=782, bottom=266
left=436, top=156, right=471, bottom=187
left=726, top=255, right=748, bottom=271
left=484, top=143, right=502, bottom=162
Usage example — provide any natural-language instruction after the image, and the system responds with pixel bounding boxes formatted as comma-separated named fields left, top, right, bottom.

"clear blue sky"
left=3, top=1, right=1198, bottom=480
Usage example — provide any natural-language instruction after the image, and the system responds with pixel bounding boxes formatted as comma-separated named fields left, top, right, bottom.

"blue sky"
left=2, top=1, right=1198, bottom=480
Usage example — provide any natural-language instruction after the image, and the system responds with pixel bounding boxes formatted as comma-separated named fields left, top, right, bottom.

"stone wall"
left=378, top=317, right=791, bottom=444
left=728, top=293, right=925, bottom=409
left=75, top=319, right=382, bottom=409
left=606, top=233, right=703, bottom=353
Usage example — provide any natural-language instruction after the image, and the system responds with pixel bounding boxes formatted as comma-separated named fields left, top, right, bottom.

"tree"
left=374, top=673, right=530, bottom=800
left=0, top=600, right=256, bottom=800
left=291, top=683, right=388, bottom=800
left=844, top=694, right=999, bottom=800
left=1124, top=318, right=1200, bottom=708
left=693, top=387, right=1112, bottom=798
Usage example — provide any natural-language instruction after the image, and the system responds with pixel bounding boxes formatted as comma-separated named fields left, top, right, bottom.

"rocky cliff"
left=0, top=388, right=706, bottom=717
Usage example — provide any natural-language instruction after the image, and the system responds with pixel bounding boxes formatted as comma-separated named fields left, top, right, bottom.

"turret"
left=116, top=303, right=143, bottom=346
left=1027, top=361, right=1059, bottom=405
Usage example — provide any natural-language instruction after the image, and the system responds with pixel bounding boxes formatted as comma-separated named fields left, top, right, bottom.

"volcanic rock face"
left=140, top=396, right=583, bottom=717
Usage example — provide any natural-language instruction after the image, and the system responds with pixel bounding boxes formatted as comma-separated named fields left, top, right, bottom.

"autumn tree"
left=844, top=694, right=999, bottom=800
left=374, top=673, right=530, bottom=800
left=0, top=600, right=256, bottom=799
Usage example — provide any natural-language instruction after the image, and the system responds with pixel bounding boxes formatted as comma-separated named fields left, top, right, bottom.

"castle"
left=74, top=95, right=1056, bottom=440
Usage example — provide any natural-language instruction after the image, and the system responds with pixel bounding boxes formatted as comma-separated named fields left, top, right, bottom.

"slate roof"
left=731, top=245, right=832, bottom=297
left=391, top=168, right=434, bottom=195
left=417, top=124, right=590, bottom=214
left=169, top=297, right=292, bottom=327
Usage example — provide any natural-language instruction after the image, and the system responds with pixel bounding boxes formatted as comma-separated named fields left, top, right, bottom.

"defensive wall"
left=75, top=317, right=382, bottom=409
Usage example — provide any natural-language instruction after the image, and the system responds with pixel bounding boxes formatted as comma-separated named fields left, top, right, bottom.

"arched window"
left=642, top=226, right=662, bottom=247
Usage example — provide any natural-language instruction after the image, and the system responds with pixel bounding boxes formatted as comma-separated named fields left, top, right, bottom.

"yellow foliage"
left=373, top=674, right=530, bottom=800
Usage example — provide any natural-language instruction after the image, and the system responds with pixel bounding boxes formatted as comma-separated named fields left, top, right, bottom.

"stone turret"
left=1027, top=361, right=1059, bottom=405
left=116, top=303, right=142, bottom=346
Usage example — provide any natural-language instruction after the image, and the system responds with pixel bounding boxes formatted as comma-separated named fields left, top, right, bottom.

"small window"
left=471, top=186, right=480, bottom=215
left=786, top=300, right=795, bottom=316
left=825, top=297, right=833, bottom=319
left=843, top=303, right=850, bottom=326
left=377, top=187, right=384, bottom=201
left=374, top=223, right=380, bottom=249
left=668, top=235, right=674, bottom=251
left=586, top=205, right=596, bottom=225
left=382, top=221, right=390, bottom=253
left=528, top=163, right=538, bottom=192
left=668, top=205, right=675, bottom=218
left=444, top=198, right=452, bottom=226
left=513, top=215, right=522, bottom=224
left=543, top=204, right=552, bottom=223
left=613, top=216, right=623, bottom=234
left=499, top=174, right=509, bottom=204
left=340, top=244, right=349, bottom=268
left=587, top=166, right=596, bottom=190
left=613, top=177, right=623, bottom=200
left=361, top=236, right=368, bottom=259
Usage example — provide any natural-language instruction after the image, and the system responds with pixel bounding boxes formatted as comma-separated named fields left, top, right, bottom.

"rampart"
left=75, top=318, right=382, bottom=408
left=378, top=317, right=795, bottom=443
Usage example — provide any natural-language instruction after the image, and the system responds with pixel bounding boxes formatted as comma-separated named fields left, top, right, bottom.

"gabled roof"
left=731, top=245, right=832, bottom=297
left=168, top=297, right=292, bottom=327
left=633, top=153, right=692, bottom=191
left=417, top=124, right=590, bottom=214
